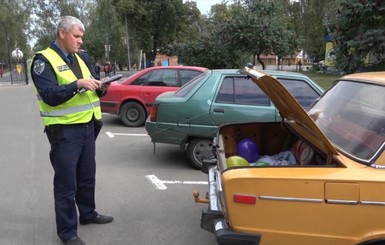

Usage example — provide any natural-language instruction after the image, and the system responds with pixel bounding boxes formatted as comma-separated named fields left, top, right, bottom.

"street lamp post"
left=125, top=15, right=131, bottom=71
left=6, top=36, right=13, bottom=83
left=12, top=48, right=24, bottom=83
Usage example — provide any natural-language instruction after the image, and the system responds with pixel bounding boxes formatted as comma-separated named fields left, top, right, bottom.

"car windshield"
left=308, top=80, right=385, bottom=162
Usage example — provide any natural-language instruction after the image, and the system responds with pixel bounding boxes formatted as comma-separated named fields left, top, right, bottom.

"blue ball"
left=236, top=138, right=259, bottom=162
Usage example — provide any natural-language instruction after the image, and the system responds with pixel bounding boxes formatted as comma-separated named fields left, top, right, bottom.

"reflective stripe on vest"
left=33, top=48, right=102, bottom=125
left=40, top=101, right=100, bottom=117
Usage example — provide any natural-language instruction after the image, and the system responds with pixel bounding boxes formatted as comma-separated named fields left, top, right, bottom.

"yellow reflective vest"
left=33, top=48, right=102, bottom=126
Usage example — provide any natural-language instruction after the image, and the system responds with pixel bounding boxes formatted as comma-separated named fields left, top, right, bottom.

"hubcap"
left=192, top=140, right=214, bottom=165
left=127, top=108, right=139, bottom=121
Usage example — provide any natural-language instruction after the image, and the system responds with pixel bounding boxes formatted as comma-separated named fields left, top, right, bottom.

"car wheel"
left=364, top=242, right=385, bottom=245
left=186, top=138, right=214, bottom=169
left=119, top=102, right=146, bottom=127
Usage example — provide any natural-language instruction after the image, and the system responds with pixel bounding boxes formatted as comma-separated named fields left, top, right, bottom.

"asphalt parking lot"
left=0, top=84, right=216, bottom=245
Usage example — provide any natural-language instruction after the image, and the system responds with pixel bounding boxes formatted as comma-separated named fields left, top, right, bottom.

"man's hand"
left=76, top=78, right=101, bottom=91
left=98, top=82, right=110, bottom=93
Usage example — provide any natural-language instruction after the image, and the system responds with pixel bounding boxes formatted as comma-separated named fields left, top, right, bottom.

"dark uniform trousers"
left=45, top=120, right=98, bottom=241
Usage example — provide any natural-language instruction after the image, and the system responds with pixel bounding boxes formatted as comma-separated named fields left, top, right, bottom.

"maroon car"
left=100, top=66, right=208, bottom=126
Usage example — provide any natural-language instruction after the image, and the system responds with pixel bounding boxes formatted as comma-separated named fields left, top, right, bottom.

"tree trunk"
left=256, top=54, right=266, bottom=70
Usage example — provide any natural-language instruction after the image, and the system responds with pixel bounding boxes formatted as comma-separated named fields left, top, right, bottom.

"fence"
left=0, top=59, right=29, bottom=86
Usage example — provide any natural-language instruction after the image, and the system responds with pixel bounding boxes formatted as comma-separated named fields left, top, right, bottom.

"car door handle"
left=213, top=108, right=224, bottom=113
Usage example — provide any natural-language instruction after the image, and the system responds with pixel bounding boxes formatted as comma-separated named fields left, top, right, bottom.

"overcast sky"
left=194, top=0, right=224, bottom=14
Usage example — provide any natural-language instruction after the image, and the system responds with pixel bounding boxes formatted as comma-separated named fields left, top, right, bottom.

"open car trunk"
left=215, top=122, right=342, bottom=172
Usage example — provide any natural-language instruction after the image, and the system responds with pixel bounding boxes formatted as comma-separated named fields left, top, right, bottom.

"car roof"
left=144, top=66, right=208, bottom=71
left=210, top=69, right=311, bottom=79
left=211, top=69, right=241, bottom=74
left=340, top=72, right=385, bottom=85
left=264, top=69, right=311, bottom=78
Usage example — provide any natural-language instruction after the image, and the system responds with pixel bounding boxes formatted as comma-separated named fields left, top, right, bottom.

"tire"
left=359, top=242, right=385, bottom=245
left=119, top=101, right=146, bottom=127
left=186, top=138, right=214, bottom=169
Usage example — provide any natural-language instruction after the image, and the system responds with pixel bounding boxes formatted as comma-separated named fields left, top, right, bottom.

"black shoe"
left=80, top=214, right=114, bottom=225
left=63, top=236, right=85, bottom=245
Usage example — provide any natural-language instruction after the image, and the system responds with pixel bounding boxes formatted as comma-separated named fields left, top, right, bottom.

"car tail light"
left=233, top=194, right=256, bottom=204
left=150, top=105, right=158, bottom=122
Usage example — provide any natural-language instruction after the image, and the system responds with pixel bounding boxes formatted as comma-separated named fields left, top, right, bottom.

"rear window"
left=180, top=70, right=204, bottom=85
left=310, top=80, right=385, bottom=162
left=175, top=73, right=206, bottom=97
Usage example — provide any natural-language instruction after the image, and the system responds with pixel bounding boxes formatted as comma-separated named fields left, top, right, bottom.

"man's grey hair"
left=57, top=16, right=85, bottom=35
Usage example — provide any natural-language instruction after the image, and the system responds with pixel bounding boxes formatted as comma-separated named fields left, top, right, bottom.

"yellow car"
left=193, top=69, right=385, bottom=245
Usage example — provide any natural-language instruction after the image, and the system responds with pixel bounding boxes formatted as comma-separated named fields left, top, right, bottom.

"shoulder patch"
left=33, top=59, right=45, bottom=75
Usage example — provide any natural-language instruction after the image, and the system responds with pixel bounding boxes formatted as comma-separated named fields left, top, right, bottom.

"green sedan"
left=145, top=69, right=324, bottom=169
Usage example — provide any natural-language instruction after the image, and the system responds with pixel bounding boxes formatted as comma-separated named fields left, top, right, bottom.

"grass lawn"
left=302, top=71, right=340, bottom=89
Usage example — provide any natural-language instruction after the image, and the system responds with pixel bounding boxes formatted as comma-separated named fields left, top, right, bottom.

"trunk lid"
left=241, top=67, right=338, bottom=159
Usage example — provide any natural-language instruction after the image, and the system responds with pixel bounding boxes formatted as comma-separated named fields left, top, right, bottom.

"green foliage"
left=164, top=34, right=251, bottom=68
left=304, top=70, right=340, bottom=89
left=290, top=0, right=343, bottom=61
left=13, top=0, right=385, bottom=75
left=30, top=0, right=97, bottom=52
left=112, top=0, right=201, bottom=62
left=329, top=0, right=385, bottom=73
left=84, top=0, right=126, bottom=65
left=165, top=0, right=300, bottom=69
left=0, top=0, right=31, bottom=60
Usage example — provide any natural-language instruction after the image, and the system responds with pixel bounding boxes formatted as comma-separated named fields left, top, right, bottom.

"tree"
left=301, top=0, right=329, bottom=61
left=30, top=0, right=96, bottom=52
left=112, top=0, right=200, bottom=65
left=166, top=0, right=300, bottom=69
left=84, top=0, right=127, bottom=67
left=29, top=0, right=127, bottom=68
left=0, top=0, right=30, bottom=66
left=163, top=1, right=250, bottom=68
left=329, top=0, right=385, bottom=73
left=287, top=0, right=342, bottom=62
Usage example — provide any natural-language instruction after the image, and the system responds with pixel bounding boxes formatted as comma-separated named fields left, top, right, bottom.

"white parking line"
left=106, top=131, right=148, bottom=138
left=146, top=174, right=208, bottom=190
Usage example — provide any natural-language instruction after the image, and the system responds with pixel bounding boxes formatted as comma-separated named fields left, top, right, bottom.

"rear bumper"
left=144, top=120, right=187, bottom=145
left=201, top=210, right=261, bottom=245
left=201, top=166, right=261, bottom=245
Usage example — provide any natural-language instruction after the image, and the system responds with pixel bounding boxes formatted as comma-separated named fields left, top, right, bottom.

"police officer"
left=31, top=16, right=113, bottom=245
